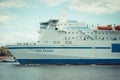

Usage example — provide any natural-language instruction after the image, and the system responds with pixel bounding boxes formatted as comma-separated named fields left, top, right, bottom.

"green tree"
left=0, top=46, right=13, bottom=56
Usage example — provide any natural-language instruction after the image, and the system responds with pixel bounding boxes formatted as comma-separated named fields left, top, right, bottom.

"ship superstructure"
left=7, top=19, right=120, bottom=65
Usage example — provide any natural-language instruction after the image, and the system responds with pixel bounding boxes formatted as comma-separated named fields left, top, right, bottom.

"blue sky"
left=0, top=0, right=120, bottom=46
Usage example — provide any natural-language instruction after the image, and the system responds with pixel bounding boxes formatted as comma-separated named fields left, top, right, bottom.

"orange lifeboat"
left=114, top=25, right=120, bottom=30
left=97, top=25, right=112, bottom=30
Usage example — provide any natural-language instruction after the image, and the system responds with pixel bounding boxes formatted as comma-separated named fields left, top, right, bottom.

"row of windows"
left=17, top=43, right=36, bottom=45
left=41, top=41, right=73, bottom=44
left=37, top=41, right=61, bottom=44
left=57, top=24, right=95, bottom=27
left=65, top=37, right=120, bottom=40
left=40, top=36, right=120, bottom=44
left=50, top=41, right=72, bottom=44
left=57, top=24, right=82, bottom=26
left=65, top=31, right=120, bottom=35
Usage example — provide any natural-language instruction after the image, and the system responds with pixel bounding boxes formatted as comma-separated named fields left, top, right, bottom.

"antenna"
left=60, top=8, right=68, bottom=22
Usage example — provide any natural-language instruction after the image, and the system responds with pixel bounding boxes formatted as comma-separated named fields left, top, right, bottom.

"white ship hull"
left=7, top=41, right=120, bottom=65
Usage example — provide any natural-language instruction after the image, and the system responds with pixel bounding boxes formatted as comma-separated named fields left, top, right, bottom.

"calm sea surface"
left=0, top=62, right=120, bottom=80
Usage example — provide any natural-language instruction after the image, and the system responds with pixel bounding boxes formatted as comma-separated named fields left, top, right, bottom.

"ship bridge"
left=39, top=19, right=59, bottom=29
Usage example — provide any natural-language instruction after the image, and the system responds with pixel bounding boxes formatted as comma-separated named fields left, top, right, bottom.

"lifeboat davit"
left=114, top=25, right=120, bottom=30
left=97, top=25, right=112, bottom=30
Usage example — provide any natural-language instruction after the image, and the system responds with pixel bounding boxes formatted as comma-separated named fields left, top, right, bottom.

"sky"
left=0, top=0, right=120, bottom=46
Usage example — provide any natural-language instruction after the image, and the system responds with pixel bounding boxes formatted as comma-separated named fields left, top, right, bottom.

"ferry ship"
left=6, top=17, right=120, bottom=65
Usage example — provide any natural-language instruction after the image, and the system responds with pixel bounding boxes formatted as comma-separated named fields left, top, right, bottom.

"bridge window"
left=40, top=22, right=49, bottom=29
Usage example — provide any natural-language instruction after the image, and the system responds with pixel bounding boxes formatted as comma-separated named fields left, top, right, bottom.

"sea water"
left=0, top=62, right=120, bottom=80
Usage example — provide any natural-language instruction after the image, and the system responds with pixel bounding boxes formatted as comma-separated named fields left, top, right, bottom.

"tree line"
left=0, top=46, right=13, bottom=56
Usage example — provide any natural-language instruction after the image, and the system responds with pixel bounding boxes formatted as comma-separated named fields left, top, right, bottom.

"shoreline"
left=0, top=56, right=15, bottom=62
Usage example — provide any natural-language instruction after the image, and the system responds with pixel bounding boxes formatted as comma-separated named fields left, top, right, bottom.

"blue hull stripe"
left=17, top=59, right=120, bottom=65
left=8, top=47, right=111, bottom=49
